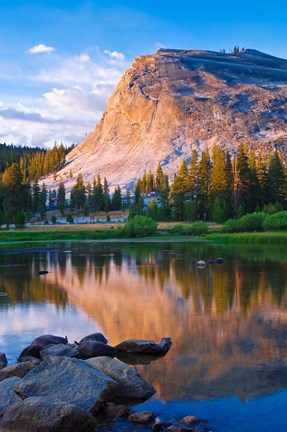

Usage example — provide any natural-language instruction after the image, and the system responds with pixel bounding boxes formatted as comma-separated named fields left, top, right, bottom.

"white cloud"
left=27, top=44, right=55, bottom=55
left=104, top=50, right=125, bottom=60
left=0, top=48, right=130, bottom=148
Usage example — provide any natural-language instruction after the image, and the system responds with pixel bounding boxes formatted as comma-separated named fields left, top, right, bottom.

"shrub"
left=50, top=215, right=57, bottom=224
left=170, top=224, right=184, bottom=234
left=170, top=222, right=208, bottom=236
left=66, top=213, right=74, bottom=224
left=15, top=211, right=26, bottom=229
left=223, top=212, right=266, bottom=233
left=120, top=215, right=157, bottom=237
left=186, top=221, right=208, bottom=236
left=263, top=211, right=287, bottom=231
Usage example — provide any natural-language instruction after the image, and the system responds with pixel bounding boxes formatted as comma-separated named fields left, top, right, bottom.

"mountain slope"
left=51, top=48, right=287, bottom=190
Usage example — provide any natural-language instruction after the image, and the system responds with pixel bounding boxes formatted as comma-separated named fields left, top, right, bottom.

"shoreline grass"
left=0, top=223, right=287, bottom=245
left=206, top=232, right=287, bottom=244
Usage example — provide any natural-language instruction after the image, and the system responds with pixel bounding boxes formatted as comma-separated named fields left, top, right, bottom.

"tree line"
left=0, top=142, right=286, bottom=226
left=0, top=142, right=73, bottom=181
left=134, top=144, right=287, bottom=222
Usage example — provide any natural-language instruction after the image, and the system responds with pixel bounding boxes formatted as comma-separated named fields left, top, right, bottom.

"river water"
left=0, top=241, right=287, bottom=431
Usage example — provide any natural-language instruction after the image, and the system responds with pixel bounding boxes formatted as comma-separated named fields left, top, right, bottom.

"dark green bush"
left=223, top=212, right=266, bottom=233
left=66, top=213, right=74, bottom=224
left=184, top=221, right=208, bottom=235
left=170, top=224, right=184, bottom=234
left=120, top=215, right=157, bottom=237
left=170, top=222, right=208, bottom=236
left=15, top=211, right=26, bottom=228
left=263, top=211, right=287, bottom=231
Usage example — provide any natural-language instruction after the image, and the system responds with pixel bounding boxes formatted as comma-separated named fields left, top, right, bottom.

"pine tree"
left=268, top=151, right=286, bottom=206
left=209, top=146, right=233, bottom=221
left=93, top=174, right=104, bottom=212
left=57, top=182, right=66, bottom=215
left=155, top=163, right=165, bottom=191
left=40, top=183, right=47, bottom=220
left=256, top=154, right=271, bottom=207
left=148, top=198, right=158, bottom=220
left=32, top=181, right=40, bottom=215
left=233, top=144, right=253, bottom=215
left=103, top=177, right=110, bottom=212
left=111, top=186, right=122, bottom=210
left=70, top=173, right=86, bottom=209
left=2, top=163, right=24, bottom=223
left=169, top=160, right=189, bottom=220
left=197, top=150, right=211, bottom=220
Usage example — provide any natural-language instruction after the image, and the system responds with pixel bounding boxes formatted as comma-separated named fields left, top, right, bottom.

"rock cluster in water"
left=0, top=333, right=212, bottom=432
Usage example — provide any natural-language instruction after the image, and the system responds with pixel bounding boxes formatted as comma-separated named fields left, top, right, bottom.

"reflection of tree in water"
left=1, top=243, right=287, bottom=400
left=0, top=250, right=68, bottom=307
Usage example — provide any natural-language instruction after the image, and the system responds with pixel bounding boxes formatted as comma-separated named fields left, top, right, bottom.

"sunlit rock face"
left=47, top=49, right=287, bottom=190
left=42, top=245, right=287, bottom=401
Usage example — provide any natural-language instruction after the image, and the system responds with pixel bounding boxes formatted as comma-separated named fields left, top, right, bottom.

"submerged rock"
left=103, top=402, right=132, bottom=418
left=128, top=410, right=155, bottom=424
left=116, top=337, right=172, bottom=355
left=0, top=353, right=7, bottom=369
left=79, top=341, right=117, bottom=359
left=14, top=356, right=117, bottom=414
left=0, top=361, right=38, bottom=382
left=2, top=397, right=97, bottom=432
left=0, top=377, right=22, bottom=416
left=86, top=356, right=155, bottom=400
left=215, top=257, right=224, bottom=264
left=181, top=415, right=199, bottom=424
left=37, top=270, right=49, bottom=275
left=196, top=260, right=206, bottom=268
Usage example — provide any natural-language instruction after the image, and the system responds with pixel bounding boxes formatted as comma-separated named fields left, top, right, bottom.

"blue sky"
left=0, top=0, right=287, bottom=147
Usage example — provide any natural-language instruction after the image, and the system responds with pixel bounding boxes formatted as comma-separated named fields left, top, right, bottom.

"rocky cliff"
left=53, top=48, right=287, bottom=189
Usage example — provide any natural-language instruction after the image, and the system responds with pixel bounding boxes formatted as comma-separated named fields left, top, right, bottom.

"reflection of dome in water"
left=39, top=245, right=287, bottom=401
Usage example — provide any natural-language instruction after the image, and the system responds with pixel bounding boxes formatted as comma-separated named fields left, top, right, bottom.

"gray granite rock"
left=0, top=361, right=38, bottom=382
left=14, top=355, right=117, bottom=414
left=31, top=334, right=68, bottom=348
left=2, top=396, right=97, bottom=431
left=79, top=341, right=117, bottom=359
left=78, top=332, right=108, bottom=345
left=40, top=343, right=79, bottom=359
left=116, top=337, right=172, bottom=355
left=18, top=344, right=43, bottom=362
left=0, top=353, right=7, bottom=369
left=0, top=377, right=22, bottom=416
left=87, top=356, right=155, bottom=400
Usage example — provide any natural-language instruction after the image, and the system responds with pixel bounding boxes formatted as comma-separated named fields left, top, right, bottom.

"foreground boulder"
left=116, top=338, right=172, bottom=355
left=79, top=341, right=118, bottom=359
left=0, top=377, right=22, bottom=416
left=14, top=356, right=117, bottom=414
left=78, top=332, right=108, bottom=345
left=0, top=352, right=7, bottom=369
left=2, top=397, right=97, bottom=432
left=40, top=343, right=79, bottom=359
left=86, top=356, right=155, bottom=400
left=0, top=361, right=38, bottom=382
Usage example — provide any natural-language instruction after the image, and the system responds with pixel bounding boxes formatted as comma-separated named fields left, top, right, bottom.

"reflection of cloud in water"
left=1, top=303, right=102, bottom=363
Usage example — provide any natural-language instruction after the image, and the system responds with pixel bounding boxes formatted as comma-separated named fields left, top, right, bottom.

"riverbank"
left=206, top=232, right=287, bottom=244
left=0, top=224, right=287, bottom=244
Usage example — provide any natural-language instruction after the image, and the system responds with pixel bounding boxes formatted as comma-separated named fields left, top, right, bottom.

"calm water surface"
left=0, top=241, right=287, bottom=432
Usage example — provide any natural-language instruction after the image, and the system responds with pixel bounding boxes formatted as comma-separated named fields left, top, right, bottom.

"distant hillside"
left=0, top=143, right=44, bottom=173
left=44, top=48, right=287, bottom=190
